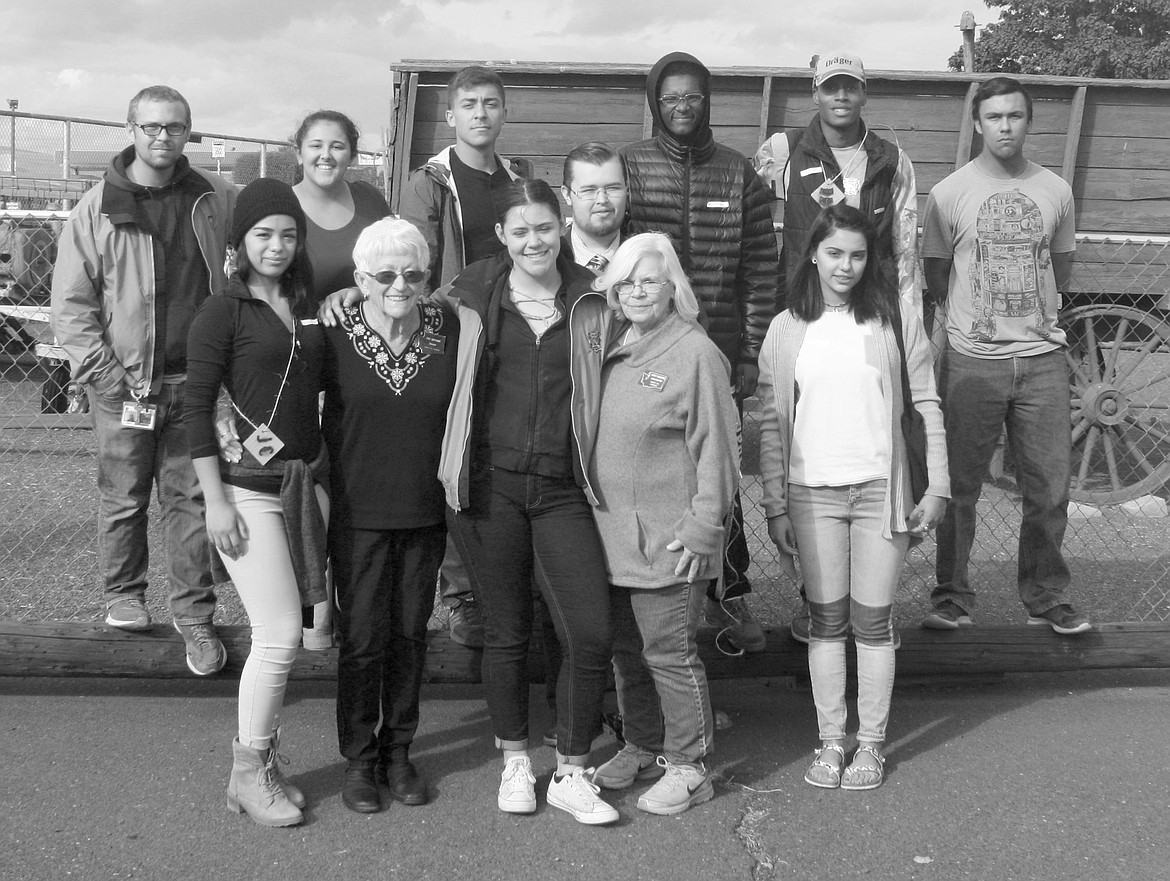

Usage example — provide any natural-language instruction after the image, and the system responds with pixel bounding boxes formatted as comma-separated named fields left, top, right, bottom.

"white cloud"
left=55, top=69, right=91, bottom=89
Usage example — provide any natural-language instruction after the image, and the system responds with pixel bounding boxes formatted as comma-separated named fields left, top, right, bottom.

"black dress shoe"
left=384, top=760, right=428, bottom=805
left=342, top=763, right=382, bottom=813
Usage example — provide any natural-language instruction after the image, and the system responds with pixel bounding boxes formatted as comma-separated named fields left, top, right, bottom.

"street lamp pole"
left=6, top=98, right=17, bottom=176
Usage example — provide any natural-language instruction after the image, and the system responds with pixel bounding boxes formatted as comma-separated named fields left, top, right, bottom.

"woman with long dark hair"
left=758, top=204, right=948, bottom=791
left=186, top=179, right=327, bottom=826
left=438, top=179, right=619, bottom=825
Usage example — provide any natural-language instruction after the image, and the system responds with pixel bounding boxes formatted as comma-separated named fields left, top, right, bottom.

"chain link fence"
left=0, top=109, right=385, bottom=211
left=3, top=187, right=1169, bottom=627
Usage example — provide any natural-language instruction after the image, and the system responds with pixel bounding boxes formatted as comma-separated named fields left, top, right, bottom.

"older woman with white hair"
left=321, top=216, right=459, bottom=813
left=588, top=233, right=740, bottom=816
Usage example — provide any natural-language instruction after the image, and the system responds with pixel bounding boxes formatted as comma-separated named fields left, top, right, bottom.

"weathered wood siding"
left=389, top=62, right=1170, bottom=302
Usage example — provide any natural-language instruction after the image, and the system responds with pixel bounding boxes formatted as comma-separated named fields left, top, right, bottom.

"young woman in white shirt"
left=757, top=204, right=949, bottom=790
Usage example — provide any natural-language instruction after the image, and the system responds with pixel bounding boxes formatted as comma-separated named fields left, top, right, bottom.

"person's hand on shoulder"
left=317, top=286, right=363, bottom=327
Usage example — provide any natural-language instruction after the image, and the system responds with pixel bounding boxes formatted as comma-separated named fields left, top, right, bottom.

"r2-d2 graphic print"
left=967, top=190, right=1051, bottom=342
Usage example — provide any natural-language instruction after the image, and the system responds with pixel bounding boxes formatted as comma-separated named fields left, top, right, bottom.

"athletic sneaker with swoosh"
left=636, top=757, right=714, bottom=816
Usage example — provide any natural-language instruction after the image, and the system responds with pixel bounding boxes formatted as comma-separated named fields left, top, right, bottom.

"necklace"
left=509, top=285, right=559, bottom=322
left=818, top=139, right=865, bottom=205
left=822, top=300, right=850, bottom=313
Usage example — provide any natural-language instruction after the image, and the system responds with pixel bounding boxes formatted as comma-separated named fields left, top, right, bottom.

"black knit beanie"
left=231, top=178, right=306, bottom=249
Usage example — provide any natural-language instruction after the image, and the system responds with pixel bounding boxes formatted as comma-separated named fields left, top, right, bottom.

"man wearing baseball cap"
left=754, top=52, right=921, bottom=643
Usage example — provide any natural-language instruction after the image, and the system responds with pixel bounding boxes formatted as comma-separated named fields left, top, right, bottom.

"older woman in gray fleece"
left=586, top=232, right=740, bottom=817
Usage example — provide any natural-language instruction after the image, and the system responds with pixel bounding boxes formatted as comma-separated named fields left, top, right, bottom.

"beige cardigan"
left=757, top=306, right=950, bottom=538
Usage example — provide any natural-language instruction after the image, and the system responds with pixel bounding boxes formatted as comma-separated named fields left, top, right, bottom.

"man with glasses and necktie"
left=52, top=85, right=236, bottom=674
left=560, top=142, right=627, bottom=276
left=621, top=52, right=778, bottom=654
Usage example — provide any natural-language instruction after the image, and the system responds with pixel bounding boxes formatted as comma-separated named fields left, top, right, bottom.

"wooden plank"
left=3, top=622, right=1169, bottom=681
left=394, top=60, right=1170, bottom=92
left=391, top=73, right=418, bottom=216
left=412, top=87, right=646, bottom=125
left=1062, top=86, right=1088, bottom=184
left=956, top=81, right=979, bottom=170
left=409, top=121, right=644, bottom=155
left=758, top=75, right=773, bottom=146
left=1081, top=134, right=1170, bottom=168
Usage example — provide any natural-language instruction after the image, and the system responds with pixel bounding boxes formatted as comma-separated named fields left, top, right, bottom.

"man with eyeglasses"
left=560, top=142, right=627, bottom=274
left=754, top=52, right=921, bottom=645
left=52, top=85, right=235, bottom=675
left=621, top=52, right=779, bottom=653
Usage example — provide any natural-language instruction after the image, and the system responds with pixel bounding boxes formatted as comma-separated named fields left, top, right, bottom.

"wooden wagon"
left=386, top=61, right=1170, bottom=506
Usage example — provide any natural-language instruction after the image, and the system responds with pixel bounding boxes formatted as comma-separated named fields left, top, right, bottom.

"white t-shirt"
left=790, top=311, right=890, bottom=486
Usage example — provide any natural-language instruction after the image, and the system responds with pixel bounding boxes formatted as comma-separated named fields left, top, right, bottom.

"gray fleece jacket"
left=589, top=311, right=740, bottom=589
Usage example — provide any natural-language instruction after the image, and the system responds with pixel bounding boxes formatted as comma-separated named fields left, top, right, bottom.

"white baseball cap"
left=814, top=52, right=866, bottom=87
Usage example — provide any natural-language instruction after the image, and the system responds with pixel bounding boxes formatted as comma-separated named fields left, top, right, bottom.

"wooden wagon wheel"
left=1063, top=304, right=1170, bottom=505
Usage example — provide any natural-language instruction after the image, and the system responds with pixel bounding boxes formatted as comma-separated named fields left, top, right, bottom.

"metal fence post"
left=61, top=119, right=72, bottom=182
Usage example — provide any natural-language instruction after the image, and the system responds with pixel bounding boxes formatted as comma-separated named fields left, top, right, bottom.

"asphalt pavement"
left=2, top=668, right=1168, bottom=881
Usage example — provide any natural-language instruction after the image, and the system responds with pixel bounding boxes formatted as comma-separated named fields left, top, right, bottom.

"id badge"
left=419, top=331, right=445, bottom=355
left=120, top=400, right=157, bottom=430
left=243, top=422, right=284, bottom=466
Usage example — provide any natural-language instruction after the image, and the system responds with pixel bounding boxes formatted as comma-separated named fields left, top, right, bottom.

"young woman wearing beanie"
left=184, top=178, right=327, bottom=825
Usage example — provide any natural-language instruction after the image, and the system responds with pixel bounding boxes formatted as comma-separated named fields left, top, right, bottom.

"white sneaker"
left=637, top=758, right=714, bottom=816
left=498, top=756, right=536, bottom=814
left=546, top=767, right=619, bottom=825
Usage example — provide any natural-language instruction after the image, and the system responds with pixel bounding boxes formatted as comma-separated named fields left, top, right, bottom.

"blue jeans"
left=87, top=382, right=215, bottom=625
left=610, top=580, right=713, bottom=765
left=788, top=481, right=906, bottom=743
left=933, top=347, right=1072, bottom=616
left=447, top=467, right=611, bottom=762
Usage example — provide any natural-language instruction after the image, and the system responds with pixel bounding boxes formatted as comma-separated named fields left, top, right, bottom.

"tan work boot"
left=226, top=737, right=303, bottom=827
left=269, top=727, right=306, bottom=809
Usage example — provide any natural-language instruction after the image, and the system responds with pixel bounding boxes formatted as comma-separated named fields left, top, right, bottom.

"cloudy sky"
left=5, top=1, right=995, bottom=149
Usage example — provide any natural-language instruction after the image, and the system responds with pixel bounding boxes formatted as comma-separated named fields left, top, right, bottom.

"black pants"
left=448, top=467, right=610, bottom=758
left=333, top=522, right=446, bottom=764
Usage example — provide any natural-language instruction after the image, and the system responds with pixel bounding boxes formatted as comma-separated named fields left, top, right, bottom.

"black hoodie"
left=620, top=54, right=777, bottom=368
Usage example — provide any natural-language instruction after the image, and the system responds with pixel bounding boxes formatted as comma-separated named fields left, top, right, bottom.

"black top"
left=479, top=295, right=574, bottom=479
left=185, top=277, right=324, bottom=487
left=448, top=149, right=512, bottom=265
left=303, top=181, right=390, bottom=304
left=322, top=299, right=458, bottom=529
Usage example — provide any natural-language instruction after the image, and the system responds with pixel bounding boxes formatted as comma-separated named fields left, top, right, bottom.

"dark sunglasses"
left=361, top=268, right=427, bottom=286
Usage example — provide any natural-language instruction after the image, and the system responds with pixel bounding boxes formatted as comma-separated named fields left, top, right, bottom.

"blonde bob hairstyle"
left=594, top=232, right=700, bottom=322
left=352, top=217, right=431, bottom=280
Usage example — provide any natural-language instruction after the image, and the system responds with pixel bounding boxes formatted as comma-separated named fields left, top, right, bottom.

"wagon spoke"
left=1113, top=424, right=1158, bottom=479
left=1099, top=425, right=1123, bottom=493
left=1075, top=424, right=1100, bottom=489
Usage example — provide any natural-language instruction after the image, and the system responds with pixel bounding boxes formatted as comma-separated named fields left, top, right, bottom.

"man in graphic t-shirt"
left=920, top=76, right=1090, bottom=636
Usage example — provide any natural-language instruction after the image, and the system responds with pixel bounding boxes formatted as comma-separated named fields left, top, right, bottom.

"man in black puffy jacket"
left=621, top=52, right=779, bottom=651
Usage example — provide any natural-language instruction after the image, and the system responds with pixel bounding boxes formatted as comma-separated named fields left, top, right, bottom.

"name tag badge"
left=120, top=400, right=157, bottom=430
left=300, top=318, right=319, bottom=326
left=243, top=422, right=285, bottom=466
left=419, top=331, right=446, bottom=355
left=706, top=200, right=730, bottom=209
left=639, top=371, right=669, bottom=392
